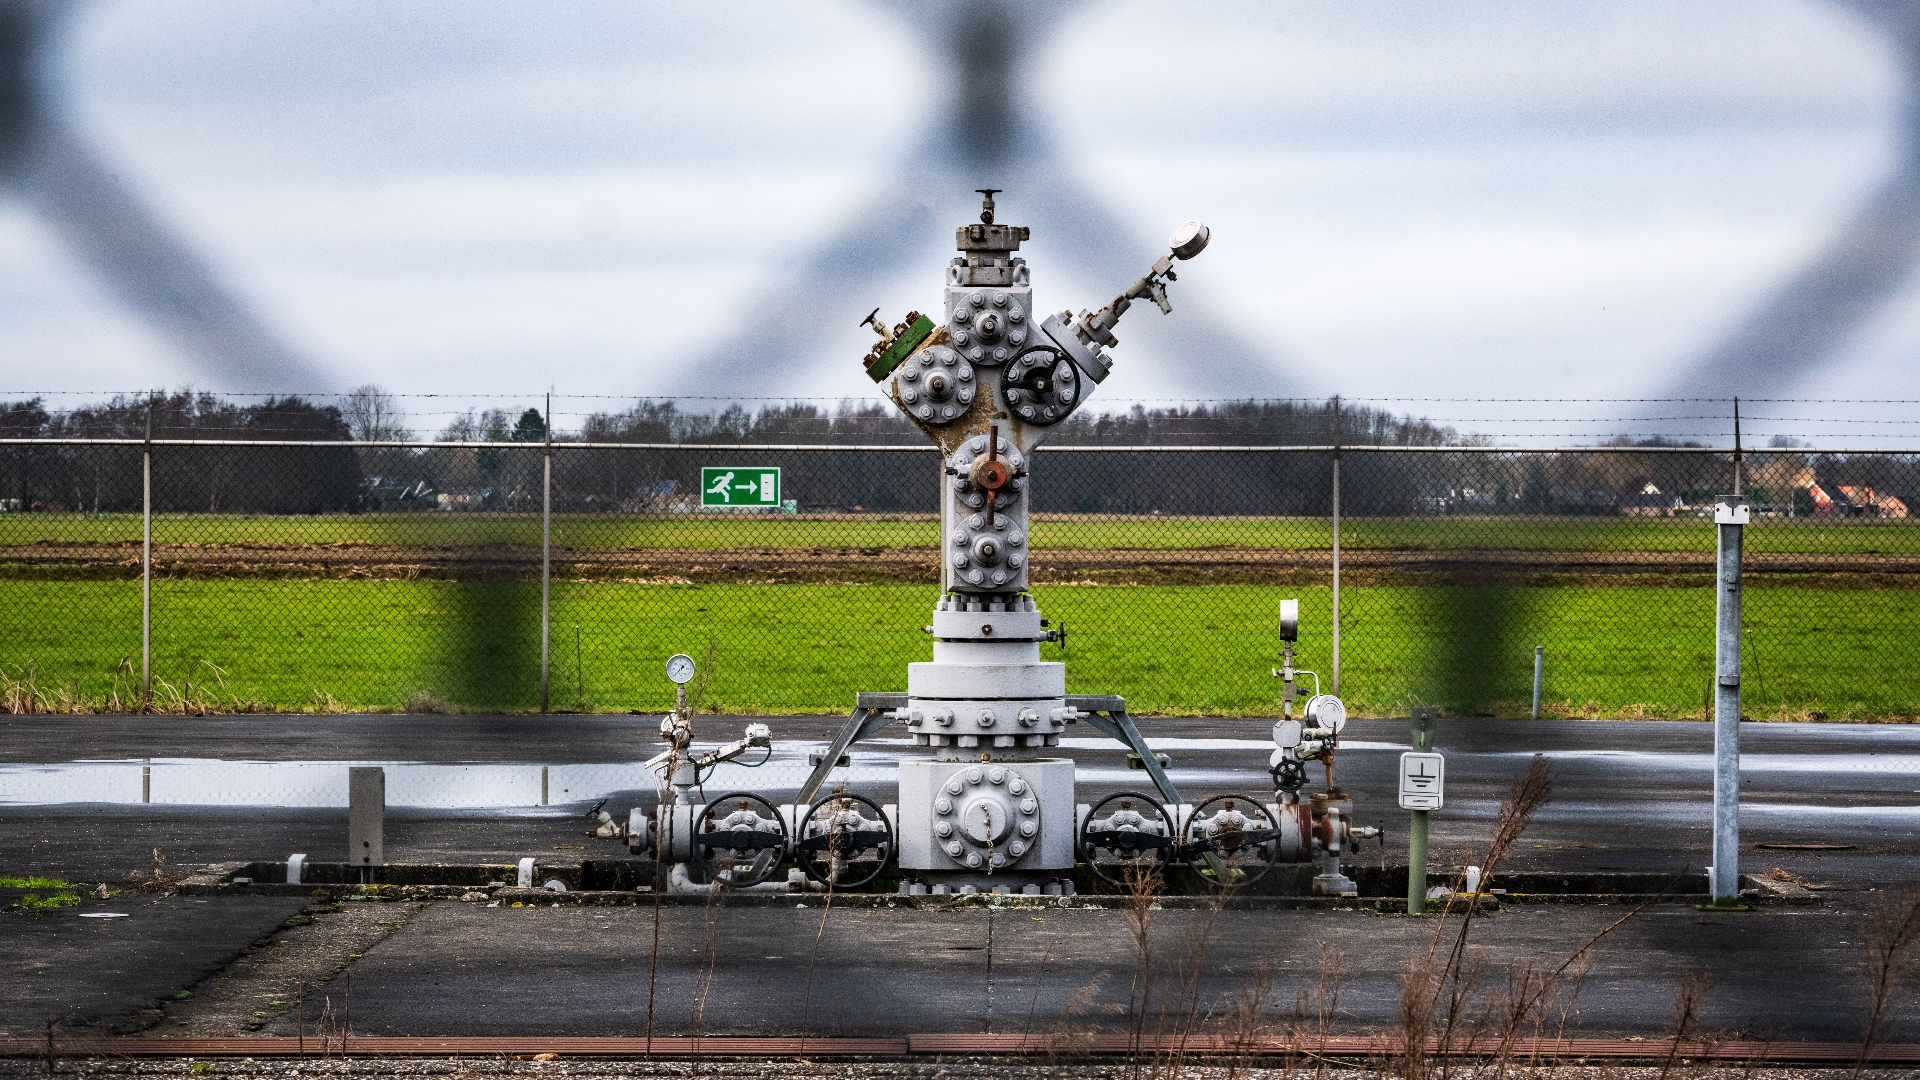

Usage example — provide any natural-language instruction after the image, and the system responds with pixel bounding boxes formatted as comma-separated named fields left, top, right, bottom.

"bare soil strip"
left=5, top=544, right=1917, bottom=587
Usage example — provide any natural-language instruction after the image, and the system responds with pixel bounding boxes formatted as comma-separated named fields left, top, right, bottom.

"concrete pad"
left=277, top=900, right=1917, bottom=1042
left=2, top=894, right=309, bottom=1035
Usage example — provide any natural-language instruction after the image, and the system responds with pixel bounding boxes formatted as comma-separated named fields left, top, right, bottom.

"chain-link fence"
left=2, top=436, right=1915, bottom=718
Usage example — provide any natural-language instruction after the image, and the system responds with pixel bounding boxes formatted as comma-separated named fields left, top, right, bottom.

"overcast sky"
left=1, top=0, right=1915, bottom=440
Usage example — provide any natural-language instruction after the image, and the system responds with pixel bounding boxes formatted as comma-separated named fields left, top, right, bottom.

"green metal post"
left=1407, top=706, right=1437, bottom=914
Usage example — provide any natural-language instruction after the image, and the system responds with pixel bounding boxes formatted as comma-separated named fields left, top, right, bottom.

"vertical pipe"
left=1531, top=645, right=1544, bottom=719
left=1406, top=707, right=1435, bottom=914
left=1330, top=396, right=1341, bottom=695
left=141, top=757, right=151, bottom=803
left=541, top=393, right=552, bottom=714
left=1711, top=495, right=1746, bottom=903
left=141, top=394, right=153, bottom=712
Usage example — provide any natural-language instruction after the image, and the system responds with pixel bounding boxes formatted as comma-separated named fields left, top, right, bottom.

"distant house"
left=1811, top=482, right=1908, bottom=518
left=359, top=477, right=436, bottom=511
left=1621, top=481, right=1682, bottom=517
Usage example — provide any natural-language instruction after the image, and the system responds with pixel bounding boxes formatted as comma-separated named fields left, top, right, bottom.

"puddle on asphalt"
left=1489, top=749, right=1920, bottom=774
left=0, top=753, right=874, bottom=808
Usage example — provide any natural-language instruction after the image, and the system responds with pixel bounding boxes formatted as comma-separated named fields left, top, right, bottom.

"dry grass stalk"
left=1289, top=943, right=1345, bottom=1080
left=1397, top=755, right=1554, bottom=1080
left=1149, top=880, right=1236, bottom=1079
left=1657, top=970, right=1711, bottom=1080
left=1119, top=860, right=1161, bottom=1065
left=1219, top=962, right=1278, bottom=1080
left=1761, top=866, right=1827, bottom=891
left=689, top=865, right=729, bottom=1068
left=124, top=847, right=183, bottom=894
left=1854, top=883, right=1920, bottom=1079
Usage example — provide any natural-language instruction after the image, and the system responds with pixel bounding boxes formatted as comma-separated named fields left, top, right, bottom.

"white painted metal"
left=1398, top=752, right=1445, bottom=811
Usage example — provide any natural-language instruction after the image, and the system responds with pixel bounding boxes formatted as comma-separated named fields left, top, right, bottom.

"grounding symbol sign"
left=1398, top=752, right=1445, bottom=811
left=700, top=467, right=781, bottom=508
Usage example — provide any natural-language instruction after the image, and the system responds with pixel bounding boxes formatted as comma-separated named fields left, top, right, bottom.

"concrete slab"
left=1, top=894, right=309, bottom=1036
left=264, top=900, right=1917, bottom=1043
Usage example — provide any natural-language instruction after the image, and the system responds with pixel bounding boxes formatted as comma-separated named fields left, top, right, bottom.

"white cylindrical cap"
left=1169, top=220, right=1210, bottom=259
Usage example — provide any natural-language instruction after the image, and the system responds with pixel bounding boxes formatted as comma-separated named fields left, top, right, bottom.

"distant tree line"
left=1, top=389, right=1911, bottom=518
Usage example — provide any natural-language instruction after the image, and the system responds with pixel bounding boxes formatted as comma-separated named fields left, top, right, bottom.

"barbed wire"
left=11, top=390, right=1920, bottom=406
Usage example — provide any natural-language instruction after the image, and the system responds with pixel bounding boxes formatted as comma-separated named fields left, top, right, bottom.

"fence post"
left=141, top=392, right=153, bottom=712
left=1406, top=706, right=1436, bottom=914
left=1331, top=396, right=1341, bottom=695
left=1531, top=645, right=1543, bottom=719
left=540, top=393, right=552, bottom=714
left=1710, top=493, right=1746, bottom=904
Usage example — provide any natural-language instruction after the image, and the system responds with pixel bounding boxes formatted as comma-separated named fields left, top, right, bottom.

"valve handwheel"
left=798, top=790, right=895, bottom=889
left=1078, top=791, right=1176, bottom=887
left=691, top=791, right=789, bottom=888
left=1182, top=793, right=1282, bottom=889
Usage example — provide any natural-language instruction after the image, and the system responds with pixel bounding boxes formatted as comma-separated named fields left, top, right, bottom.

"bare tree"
left=342, top=385, right=412, bottom=443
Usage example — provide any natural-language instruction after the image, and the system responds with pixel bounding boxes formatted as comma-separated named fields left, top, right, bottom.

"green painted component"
left=1407, top=706, right=1437, bottom=914
left=864, top=314, right=935, bottom=381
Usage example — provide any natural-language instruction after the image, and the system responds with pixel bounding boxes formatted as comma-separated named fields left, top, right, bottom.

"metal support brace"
left=795, top=693, right=901, bottom=805
left=1075, top=704, right=1184, bottom=810
left=806, top=692, right=1193, bottom=811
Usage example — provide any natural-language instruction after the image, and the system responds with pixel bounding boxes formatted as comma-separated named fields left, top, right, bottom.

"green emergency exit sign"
left=700, top=467, right=781, bottom=508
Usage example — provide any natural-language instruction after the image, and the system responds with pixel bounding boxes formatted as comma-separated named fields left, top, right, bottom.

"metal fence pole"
left=1406, top=706, right=1436, bottom=914
left=1331, top=398, right=1341, bottom=695
left=141, top=394, right=153, bottom=711
left=1711, top=494, right=1746, bottom=904
left=540, top=394, right=552, bottom=714
left=1531, top=646, right=1543, bottom=719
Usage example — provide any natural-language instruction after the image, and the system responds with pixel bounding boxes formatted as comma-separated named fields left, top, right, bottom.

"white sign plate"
left=1398, top=752, right=1445, bottom=811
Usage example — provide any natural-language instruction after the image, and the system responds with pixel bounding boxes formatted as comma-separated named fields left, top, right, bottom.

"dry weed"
left=1854, top=883, right=1920, bottom=1079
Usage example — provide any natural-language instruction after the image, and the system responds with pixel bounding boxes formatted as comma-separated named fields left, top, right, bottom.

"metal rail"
left=4, top=438, right=1920, bottom=454
left=5, top=1034, right=1915, bottom=1063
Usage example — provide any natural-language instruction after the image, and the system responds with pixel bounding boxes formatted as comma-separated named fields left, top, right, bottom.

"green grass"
left=0, top=876, right=74, bottom=888
left=3, top=579, right=1913, bottom=718
left=11, top=892, right=81, bottom=912
left=3, top=512, right=1918, bottom=554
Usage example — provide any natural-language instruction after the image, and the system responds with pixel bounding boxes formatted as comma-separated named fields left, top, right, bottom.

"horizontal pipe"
left=5, top=1034, right=1915, bottom=1063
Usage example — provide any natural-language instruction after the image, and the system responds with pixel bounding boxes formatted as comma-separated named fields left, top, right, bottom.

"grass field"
left=3, top=512, right=1920, bottom=555
left=2, top=579, right=1910, bottom=719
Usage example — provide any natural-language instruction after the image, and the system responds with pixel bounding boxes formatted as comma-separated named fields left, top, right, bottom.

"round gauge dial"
left=665, top=653, right=697, bottom=685
left=1305, top=694, right=1347, bottom=734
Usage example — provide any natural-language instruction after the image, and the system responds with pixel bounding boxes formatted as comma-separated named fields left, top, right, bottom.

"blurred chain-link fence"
left=2, top=435, right=1915, bottom=718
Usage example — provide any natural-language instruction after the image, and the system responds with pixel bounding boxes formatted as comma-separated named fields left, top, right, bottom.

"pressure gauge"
left=1278, top=598, right=1299, bottom=643
left=665, top=653, right=696, bottom=685
left=1169, top=220, right=1210, bottom=260
left=1305, top=694, right=1347, bottom=734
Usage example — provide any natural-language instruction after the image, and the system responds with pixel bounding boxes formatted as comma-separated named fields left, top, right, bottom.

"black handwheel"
left=798, top=790, right=894, bottom=889
left=1183, top=793, right=1281, bottom=889
left=690, top=792, right=788, bottom=888
left=1078, top=791, right=1176, bottom=888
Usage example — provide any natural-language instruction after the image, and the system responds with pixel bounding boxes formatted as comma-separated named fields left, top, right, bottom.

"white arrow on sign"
left=1398, top=752, right=1445, bottom=811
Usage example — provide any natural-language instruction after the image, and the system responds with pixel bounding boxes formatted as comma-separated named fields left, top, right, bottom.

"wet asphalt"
left=2, top=714, right=1917, bottom=1041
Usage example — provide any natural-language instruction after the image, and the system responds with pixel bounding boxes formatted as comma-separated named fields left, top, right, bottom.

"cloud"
left=3, top=0, right=1917, bottom=416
